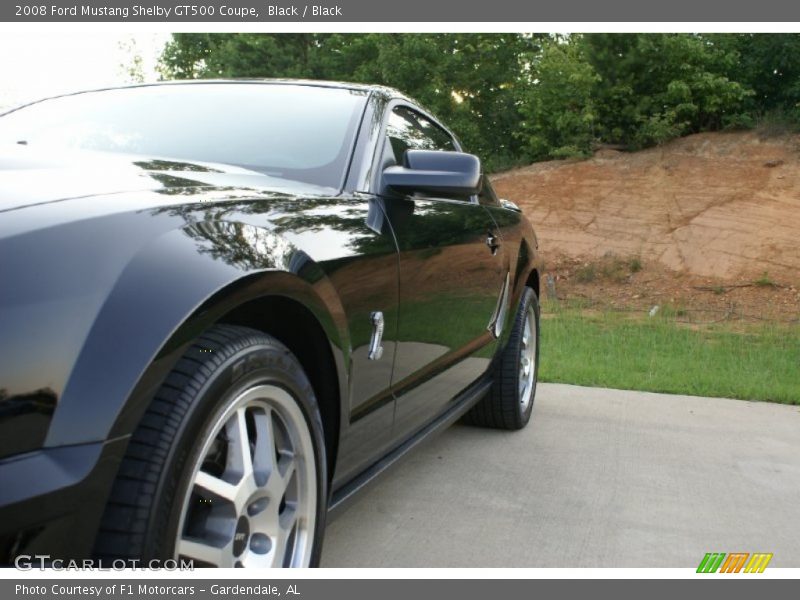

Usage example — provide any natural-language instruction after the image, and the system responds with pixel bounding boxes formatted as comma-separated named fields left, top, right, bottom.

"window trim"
left=368, top=99, right=480, bottom=205
left=384, top=105, right=458, bottom=161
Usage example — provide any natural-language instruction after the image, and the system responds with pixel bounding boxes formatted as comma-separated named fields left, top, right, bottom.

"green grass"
left=574, top=253, right=643, bottom=284
left=540, top=305, right=800, bottom=404
left=754, top=271, right=778, bottom=288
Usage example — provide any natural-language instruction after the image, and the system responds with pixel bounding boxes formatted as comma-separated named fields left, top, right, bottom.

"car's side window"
left=384, top=106, right=456, bottom=166
left=380, top=105, right=474, bottom=201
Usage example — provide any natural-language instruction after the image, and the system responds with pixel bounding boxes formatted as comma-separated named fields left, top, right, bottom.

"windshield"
left=0, top=83, right=368, bottom=189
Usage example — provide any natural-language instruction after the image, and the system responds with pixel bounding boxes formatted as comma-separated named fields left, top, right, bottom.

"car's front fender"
left=45, top=222, right=350, bottom=447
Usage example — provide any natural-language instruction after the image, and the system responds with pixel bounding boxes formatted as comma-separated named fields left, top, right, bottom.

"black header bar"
left=4, top=0, right=800, bottom=22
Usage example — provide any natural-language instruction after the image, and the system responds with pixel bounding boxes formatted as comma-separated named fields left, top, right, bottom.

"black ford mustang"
left=0, top=81, right=541, bottom=568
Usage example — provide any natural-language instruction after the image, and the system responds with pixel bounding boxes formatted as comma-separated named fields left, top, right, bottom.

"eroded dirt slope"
left=492, top=131, right=800, bottom=283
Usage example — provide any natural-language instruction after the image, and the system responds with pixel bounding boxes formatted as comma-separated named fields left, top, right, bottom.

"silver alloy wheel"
left=518, top=303, right=537, bottom=411
left=174, top=384, right=317, bottom=568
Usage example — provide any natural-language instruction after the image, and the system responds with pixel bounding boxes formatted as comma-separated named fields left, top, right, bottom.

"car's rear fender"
left=498, top=226, right=542, bottom=351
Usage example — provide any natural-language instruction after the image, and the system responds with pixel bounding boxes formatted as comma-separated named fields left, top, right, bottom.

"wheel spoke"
left=250, top=500, right=281, bottom=535
left=267, top=534, right=285, bottom=568
left=253, top=408, right=278, bottom=477
left=264, top=451, right=297, bottom=501
left=268, top=520, right=296, bottom=568
left=194, top=471, right=238, bottom=502
left=280, top=501, right=298, bottom=533
left=279, top=455, right=297, bottom=493
left=225, top=407, right=253, bottom=479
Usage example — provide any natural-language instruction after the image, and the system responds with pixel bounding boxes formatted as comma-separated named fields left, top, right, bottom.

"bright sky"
left=0, top=32, right=169, bottom=110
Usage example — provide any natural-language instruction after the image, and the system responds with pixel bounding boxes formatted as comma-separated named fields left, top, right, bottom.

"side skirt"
left=327, top=376, right=492, bottom=518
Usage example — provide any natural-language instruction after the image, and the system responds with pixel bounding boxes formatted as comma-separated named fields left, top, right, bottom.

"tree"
left=159, top=33, right=540, bottom=171
left=517, top=35, right=600, bottom=159
left=582, top=34, right=751, bottom=147
left=159, top=33, right=320, bottom=79
left=710, top=34, right=800, bottom=122
left=158, top=33, right=800, bottom=169
left=118, top=36, right=145, bottom=83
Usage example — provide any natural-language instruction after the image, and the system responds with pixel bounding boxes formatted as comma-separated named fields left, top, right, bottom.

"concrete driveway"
left=321, top=383, right=800, bottom=567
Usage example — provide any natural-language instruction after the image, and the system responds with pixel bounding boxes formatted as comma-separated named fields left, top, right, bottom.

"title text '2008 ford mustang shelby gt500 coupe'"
left=0, top=80, right=541, bottom=568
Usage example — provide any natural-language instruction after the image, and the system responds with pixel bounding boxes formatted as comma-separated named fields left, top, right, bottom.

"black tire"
left=94, top=324, right=327, bottom=568
left=464, top=287, right=540, bottom=430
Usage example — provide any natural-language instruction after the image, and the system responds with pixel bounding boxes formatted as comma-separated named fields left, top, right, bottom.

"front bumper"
left=0, top=437, right=127, bottom=565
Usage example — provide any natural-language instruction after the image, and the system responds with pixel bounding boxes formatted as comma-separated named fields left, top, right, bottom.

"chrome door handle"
left=486, top=232, right=500, bottom=253
left=368, top=311, right=385, bottom=361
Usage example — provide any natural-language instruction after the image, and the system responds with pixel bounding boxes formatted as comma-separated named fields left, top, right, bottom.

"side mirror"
left=383, top=150, right=481, bottom=197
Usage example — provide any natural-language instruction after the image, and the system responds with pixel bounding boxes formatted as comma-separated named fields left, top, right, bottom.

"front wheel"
left=94, top=325, right=327, bottom=568
left=464, top=287, right=540, bottom=430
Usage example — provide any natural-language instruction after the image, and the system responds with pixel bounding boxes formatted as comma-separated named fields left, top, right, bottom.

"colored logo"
left=697, top=552, right=773, bottom=573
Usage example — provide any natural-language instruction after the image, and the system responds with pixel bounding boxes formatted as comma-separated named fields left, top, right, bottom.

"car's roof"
left=51, top=78, right=412, bottom=102
left=1, top=78, right=459, bottom=152
left=1, top=78, right=417, bottom=118
left=155, top=78, right=405, bottom=96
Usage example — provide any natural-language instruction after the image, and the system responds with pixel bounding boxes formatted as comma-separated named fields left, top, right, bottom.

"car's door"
left=377, top=105, right=509, bottom=442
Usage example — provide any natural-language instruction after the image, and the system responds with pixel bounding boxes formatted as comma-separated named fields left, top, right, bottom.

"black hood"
left=0, top=144, right=335, bottom=212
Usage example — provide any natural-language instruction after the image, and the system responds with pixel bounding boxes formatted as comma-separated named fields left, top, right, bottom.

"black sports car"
left=0, top=81, right=541, bottom=568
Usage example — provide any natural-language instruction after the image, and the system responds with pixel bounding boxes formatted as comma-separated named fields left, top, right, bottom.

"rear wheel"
left=464, top=287, right=539, bottom=430
left=94, top=324, right=327, bottom=568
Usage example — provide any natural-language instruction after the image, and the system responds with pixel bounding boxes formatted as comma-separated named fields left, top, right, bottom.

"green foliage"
left=541, top=305, right=800, bottom=404
left=754, top=272, right=778, bottom=287
left=583, top=34, right=752, bottom=148
left=517, top=37, right=599, bottom=160
left=573, top=254, right=642, bottom=284
left=158, top=33, right=800, bottom=171
left=709, top=34, right=800, bottom=120
left=159, top=33, right=540, bottom=171
left=159, top=33, right=320, bottom=79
